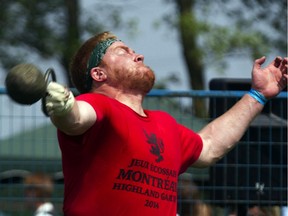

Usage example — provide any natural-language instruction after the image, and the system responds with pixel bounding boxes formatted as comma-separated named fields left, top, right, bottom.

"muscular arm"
left=44, top=82, right=96, bottom=135
left=194, top=94, right=263, bottom=168
left=50, top=100, right=96, bottom=136
left=193, top=56, right=287, bottom=168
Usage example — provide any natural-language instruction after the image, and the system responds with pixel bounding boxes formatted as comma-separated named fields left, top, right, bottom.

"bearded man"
left=44, top=31, right=288, bottom=216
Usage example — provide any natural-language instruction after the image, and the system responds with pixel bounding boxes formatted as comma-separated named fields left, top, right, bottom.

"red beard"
left=109, top=65, right=155, bottom=94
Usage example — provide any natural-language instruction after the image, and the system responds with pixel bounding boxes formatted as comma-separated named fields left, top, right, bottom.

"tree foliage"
left=162, top=0, right=287, bottom=117
left=166, top=0, right=287, bottom=62
left=0, top=0, right=136, bottom=86
left=0, top=0, right=286, bottom=116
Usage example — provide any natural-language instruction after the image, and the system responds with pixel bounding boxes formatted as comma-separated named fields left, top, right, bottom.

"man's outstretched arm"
left=194, top=56, right=287, bottom=168
left=45, top=82, right=96, bottom=135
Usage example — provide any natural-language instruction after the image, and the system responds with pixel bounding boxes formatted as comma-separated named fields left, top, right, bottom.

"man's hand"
left=45, top=82, right=75, bottom=116
left=251, top=56, right=287, bottom=99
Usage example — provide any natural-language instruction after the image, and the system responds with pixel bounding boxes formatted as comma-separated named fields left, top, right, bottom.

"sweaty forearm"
left=197, top=94, right=264, bottom=167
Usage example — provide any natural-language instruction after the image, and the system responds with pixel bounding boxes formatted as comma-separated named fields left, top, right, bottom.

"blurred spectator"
left=177, top=172, right=211, bottom=216
left=247, top=205, right=281, bottom=216
left=23, top=173, right=56, bottom=216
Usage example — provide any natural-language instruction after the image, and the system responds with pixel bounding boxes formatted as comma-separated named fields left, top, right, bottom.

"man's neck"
left=93, top=87, right=146, bottom=117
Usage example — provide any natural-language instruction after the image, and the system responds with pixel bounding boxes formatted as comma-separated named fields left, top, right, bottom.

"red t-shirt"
left=58, top=93, right=203, bottom=216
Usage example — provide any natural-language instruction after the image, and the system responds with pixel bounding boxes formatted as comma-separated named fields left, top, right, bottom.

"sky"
left=0, top=0, right=275, bottom=89
left=77, top=0, right=282, bottom=90
left=0, top=0, right=281, bottom=138
left=78, top=0, right=256, bottom=90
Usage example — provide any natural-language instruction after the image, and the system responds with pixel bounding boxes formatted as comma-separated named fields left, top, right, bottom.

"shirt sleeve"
left=177, top=124, right=203, bottom=173
left=76, top=93, right=110, bottom=124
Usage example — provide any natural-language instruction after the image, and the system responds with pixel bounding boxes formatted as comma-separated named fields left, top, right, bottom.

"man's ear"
left=90, top=67, right=107, bottom=82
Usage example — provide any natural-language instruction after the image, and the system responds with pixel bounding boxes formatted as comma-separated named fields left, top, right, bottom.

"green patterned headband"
left=85, top=38, right=118, bottom=91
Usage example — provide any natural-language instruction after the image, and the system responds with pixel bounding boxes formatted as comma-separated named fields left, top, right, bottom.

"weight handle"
left=42, top=68, right=57, bottom=117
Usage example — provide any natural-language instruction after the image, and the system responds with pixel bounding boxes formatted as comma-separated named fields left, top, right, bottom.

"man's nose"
left=134, top=54, right=144, bottom=62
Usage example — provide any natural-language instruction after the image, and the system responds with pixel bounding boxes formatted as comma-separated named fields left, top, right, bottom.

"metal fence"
left=0, top=86, right=287, bottom=216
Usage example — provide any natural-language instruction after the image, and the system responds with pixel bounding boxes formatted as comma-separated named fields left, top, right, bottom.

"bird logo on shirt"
left=144, top=130, right=164, bottom=163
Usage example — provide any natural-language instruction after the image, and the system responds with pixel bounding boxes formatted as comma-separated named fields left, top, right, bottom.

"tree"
left=162, top=0, right=287, bottom=117
left=0, top=0, right=136, bottom=87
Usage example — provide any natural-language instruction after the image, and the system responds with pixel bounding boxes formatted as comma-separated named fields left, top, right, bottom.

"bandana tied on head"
left=85, top=38, right=118, bottom=92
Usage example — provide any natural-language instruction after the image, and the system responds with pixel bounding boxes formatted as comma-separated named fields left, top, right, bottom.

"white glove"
left=45, top=82, right=75, bottom=116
